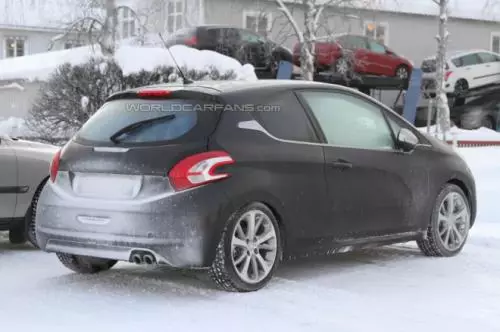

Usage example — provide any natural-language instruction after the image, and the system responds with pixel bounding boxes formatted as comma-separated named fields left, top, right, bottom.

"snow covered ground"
left=0, top=146, right=499, bottom=331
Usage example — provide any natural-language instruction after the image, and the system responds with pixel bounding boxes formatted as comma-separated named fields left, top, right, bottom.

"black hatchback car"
left=36, top=80, right=476, bottom=292
left=164, top=25, right=293, bottom=78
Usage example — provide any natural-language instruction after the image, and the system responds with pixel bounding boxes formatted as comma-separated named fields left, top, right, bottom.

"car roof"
left=423, top=49, right=493, bottom=61
left=120, top=79, right=348, bottom=95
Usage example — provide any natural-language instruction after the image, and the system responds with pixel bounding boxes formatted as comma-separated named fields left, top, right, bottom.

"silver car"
left=0, top=135, right=58, bottom=246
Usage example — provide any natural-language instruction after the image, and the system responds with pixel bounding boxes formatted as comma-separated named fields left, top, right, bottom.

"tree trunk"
left=434, top=0, right=450, bottom=139
left=101, top=0, right=116, bottom=56
left=300, top=0, right=316, bottom=81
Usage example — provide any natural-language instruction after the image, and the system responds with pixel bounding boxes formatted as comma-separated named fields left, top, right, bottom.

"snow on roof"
left=281, top=0, right=500, bottom=23
left=0, top=0, right=82, bottom=29
left=0, top=44, right=258, bottom=82
left=0, top=0, right=135, bottom=30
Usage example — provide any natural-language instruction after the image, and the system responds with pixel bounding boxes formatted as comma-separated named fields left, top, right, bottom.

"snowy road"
left=1, top=147, right=499, bottom=332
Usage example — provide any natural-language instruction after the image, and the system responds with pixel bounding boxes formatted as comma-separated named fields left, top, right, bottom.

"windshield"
left=75, top=99, right=220, bottom=145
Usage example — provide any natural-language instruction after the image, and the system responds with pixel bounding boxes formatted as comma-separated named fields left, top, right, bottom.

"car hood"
left=421, top=133, right=456, bottom=155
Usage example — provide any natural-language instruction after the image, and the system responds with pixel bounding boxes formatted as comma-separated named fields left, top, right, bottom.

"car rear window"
left=75, top=99, right=219, bottom=145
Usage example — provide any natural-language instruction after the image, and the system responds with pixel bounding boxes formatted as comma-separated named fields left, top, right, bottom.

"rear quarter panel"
left=207, top=108, right=328, bottom=251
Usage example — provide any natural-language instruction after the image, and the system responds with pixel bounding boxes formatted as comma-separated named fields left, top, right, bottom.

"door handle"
left=329, top=158, right=353, bottom=169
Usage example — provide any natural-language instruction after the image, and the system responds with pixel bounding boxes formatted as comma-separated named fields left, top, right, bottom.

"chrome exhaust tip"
left=143, top=254, right=155, bottom=265
left=131, top=254, right=143, bottom=264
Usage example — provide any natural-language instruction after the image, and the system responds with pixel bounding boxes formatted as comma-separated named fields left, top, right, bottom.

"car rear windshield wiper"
left=109, top=114, right=176, bottom=144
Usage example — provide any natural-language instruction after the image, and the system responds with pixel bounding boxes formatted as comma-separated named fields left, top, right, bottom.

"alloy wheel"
left=230, top=209, right=278, bottom=284
left=336, top=58, right=349, bottom=75
left=437, top=192, right=470, bottom=251
left=396, top=67, right=409, bottom=80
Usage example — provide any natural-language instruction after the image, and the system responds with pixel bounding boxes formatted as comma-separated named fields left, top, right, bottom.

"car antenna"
left=158, top=32, right=193, bottom=85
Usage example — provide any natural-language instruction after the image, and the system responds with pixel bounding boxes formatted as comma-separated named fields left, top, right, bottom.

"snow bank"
left=0, top=44, right=258, bottom=82
left=417, top=125, right=500, bottom=141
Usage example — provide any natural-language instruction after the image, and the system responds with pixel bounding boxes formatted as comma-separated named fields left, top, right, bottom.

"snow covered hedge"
left=26, top=57, right=236, bottom=139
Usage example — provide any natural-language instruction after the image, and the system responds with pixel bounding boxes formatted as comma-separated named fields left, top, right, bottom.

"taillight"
left=445, top=71, right=453, bottom=81
left=137, top=89, right=172, bottom=98
left=185, top=36, right=197, bottom=46
left=50, top=149, right=61, bottom=182
left=168, top=151, right=234, bottom=191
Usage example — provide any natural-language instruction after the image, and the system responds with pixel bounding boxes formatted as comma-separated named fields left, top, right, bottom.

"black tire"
left=56, top=253, right=117, bottom=274
left=26, top=180, right=47, bottom=248
left=417, top=184, right=471, bottom=257
left=208, top=202, right=282, bottom=292
left=481, top=116, right=495, bottom=130
left=454, top=79, right=469, bottom=98
left=8, top=223, right=27, bottom=245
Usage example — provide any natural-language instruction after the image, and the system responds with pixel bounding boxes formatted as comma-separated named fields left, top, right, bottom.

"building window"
left=364, top=21, right=389, bottom=45
left=243, top=11, right=271, bottom=36
left=64, top=40, right=84, bottom=49
left=119, top=7, right=137, bottom=39
left=491, top=32, right=500, bottom=53
left=4, top=37, right=26, bottom=58
left=166, top=0, right=184, bottom=34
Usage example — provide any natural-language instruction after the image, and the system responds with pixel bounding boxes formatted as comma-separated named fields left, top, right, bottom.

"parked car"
left=164, top=25, right=293, bottom=78
left=421, top=50, right=500, bottom=98
left=36, top=80, right=476, bottom=292
left=0, top=135, right=57, bottom=246
left=292, top=33, right=413, bottom=80
left=412, top=88, right=500, bottom=130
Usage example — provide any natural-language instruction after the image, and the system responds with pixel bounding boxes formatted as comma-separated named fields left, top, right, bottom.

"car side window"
left=368, top=39, right=386, bottom=54
left=299, top=91, right=395, bottom=150
left=459, top=53, right=482, bottom=66
left=205, top=28, right=222, bottom=44
left=478, top=52, right=496, bottom=63
left=240, top=30, right=265, bottom=43
left=341, top=36, right=367, bottom=49
left=253, top=92, right=318, bottom=143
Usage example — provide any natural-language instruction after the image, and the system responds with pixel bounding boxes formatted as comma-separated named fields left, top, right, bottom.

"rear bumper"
left=35, top=180, right=229, bottom=268
left=37, top=226, right=203, bottom=267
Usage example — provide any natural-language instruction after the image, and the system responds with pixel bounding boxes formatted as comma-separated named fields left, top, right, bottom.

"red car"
left=292, top=33, right=413, bottom=80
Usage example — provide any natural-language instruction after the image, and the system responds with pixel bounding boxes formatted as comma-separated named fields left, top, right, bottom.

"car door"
left=237, top=29, right=268, bottom=69
left=0, top=138, right=18, bottom=220
left=337, top=35, right=369, bottom=74
left=234, top=91, right=329, bottom=245
left=477, top=52, right=500, bottom=85
left=457, top=53, right=485, bottom=89
left=296, top=89, right=426, bottom=239
left=366, top=38, right=397, bottom=76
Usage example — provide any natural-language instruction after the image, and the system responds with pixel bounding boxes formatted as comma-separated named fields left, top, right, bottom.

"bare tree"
left=431, top=0, right=451, bottom=139
left=48, top=0, right=150, bottom=56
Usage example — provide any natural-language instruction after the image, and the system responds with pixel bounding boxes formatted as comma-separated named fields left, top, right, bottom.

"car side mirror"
left=396, top=128, right=419, bottom=152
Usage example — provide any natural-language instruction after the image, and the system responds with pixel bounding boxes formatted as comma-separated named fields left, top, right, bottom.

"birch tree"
left=275, top=0, right=381, bottom=81
left=432, top=0, right=451, bottom=139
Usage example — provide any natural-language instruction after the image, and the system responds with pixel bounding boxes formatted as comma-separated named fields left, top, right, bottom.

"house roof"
left=279, top=0, right=500, bottom=23
left=373, top=0, right=500, bottom=23
left=0, top=0, right=136, bottom=30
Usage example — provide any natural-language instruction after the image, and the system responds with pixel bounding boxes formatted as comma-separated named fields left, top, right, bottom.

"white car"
left=421, top=49, right=500, bottom=97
